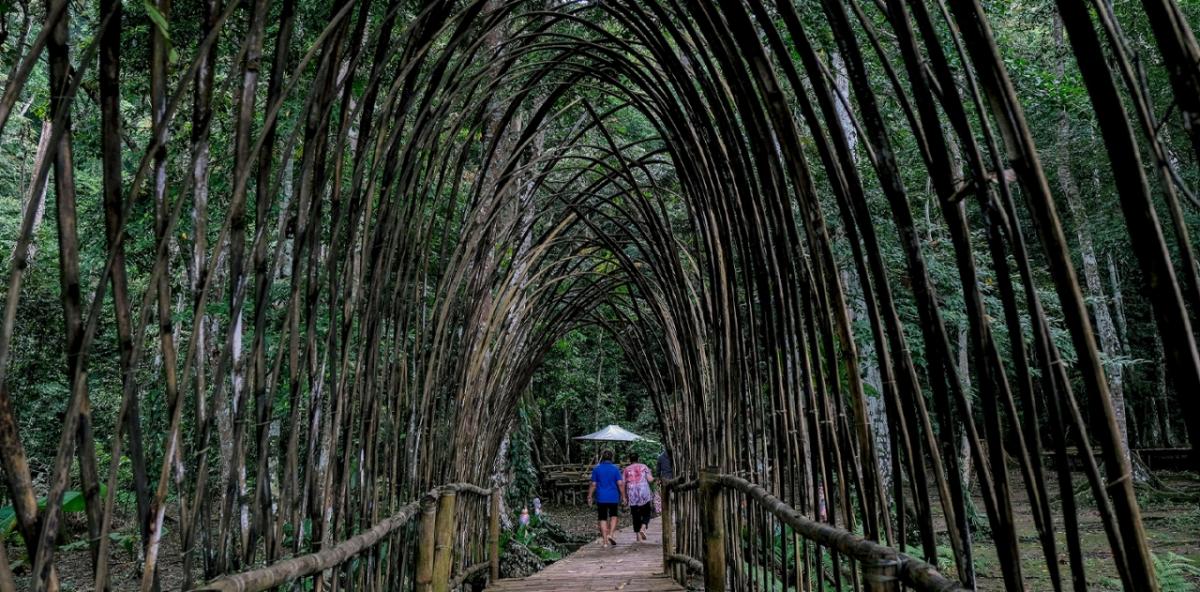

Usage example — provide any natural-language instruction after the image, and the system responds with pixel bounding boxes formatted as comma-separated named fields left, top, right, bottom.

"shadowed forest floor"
left=542, top=502, right=603, bottom=540
left=538, top=472, right=1200, bottom=591
left=7, top=474, right=1197, bottom=590
left=955, top=470, right=1200, bottom=591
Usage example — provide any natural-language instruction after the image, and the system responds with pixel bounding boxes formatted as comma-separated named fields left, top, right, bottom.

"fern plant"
left=1153, top=552, right=1200, bottom=592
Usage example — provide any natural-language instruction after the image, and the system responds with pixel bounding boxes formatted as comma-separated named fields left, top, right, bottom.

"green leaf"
left=529, top=545, right=561, bottom=561
left=59, top=538, right=91, bottom=552
left=109, top=531, right=138, bottom=554
left=0, top=505, right=15, bottom=536
left=57, top=484, right=107, bottom=514
left=61, top=490, right=86, bottom=513
left=142, top=0, right=172, bottom=42
left=141, top=0, right=178, bottom=64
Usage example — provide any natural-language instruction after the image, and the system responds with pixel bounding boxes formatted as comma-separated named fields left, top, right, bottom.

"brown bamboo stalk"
left=700, top=467, right=726, bottom=592
left=431, top=490, right=457, bottom=592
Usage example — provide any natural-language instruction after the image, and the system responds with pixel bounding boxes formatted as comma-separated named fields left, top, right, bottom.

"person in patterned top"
left=622, top=452, right=655, bottom=541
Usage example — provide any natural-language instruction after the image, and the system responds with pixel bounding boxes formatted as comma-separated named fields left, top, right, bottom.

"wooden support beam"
left=489, top=488, right=501, bottom=582
left=432, top=490, right=457, bottom=592
left=700, top=467, right=725, bottom=592
left=661, top=482, right=672, bottom=578
left=861, top=547, right=901, bottom=592
left=416, top=496, right=437, bottom=592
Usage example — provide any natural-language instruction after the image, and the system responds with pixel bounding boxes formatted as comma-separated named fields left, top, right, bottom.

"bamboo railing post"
left=416, top=496, right=438, bottom=592
left=432, top=490, right=457, bottom=592
left=489, top=488, right=501, bottom=582
left=661, top=481, right=672, bottom=576
left=861, top=548, right=900, bottom=592
left=700, top=468, right=725, bottom=592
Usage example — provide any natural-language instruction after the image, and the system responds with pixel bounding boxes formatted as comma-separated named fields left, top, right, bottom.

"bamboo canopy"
left=0, top=0, right=1196, bottom=590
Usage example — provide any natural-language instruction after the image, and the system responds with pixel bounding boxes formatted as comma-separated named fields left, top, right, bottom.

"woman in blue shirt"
left=588, top=449, right=625, bottom=547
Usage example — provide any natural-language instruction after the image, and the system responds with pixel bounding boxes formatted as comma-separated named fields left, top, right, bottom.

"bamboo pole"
left=661, top=482, right=673, bottom=577
left=432, top=490, right=457, bottom=592
left=700, top=467, right=725, bottom=592
left=0, top=2, right=1194, bottom=589
left=415, top=497, right=437, bottom=592
left=861, top=547, right=901, bottom=592
left=489, top=488, right=500, bottom=582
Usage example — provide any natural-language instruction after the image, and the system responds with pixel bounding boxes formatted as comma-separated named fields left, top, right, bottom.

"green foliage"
left=1153, top=552, right=1200, bottom=592
left=902, top=544, right=960, bottom=577
left=507, top=402, right=539, bottom=510
left=281, top=518, right=314, bottom=550
left=500, top=514, right=564, bottom=562
left=0, top=1, right=1196, bottom=587
left=1, top=485, right=108, bottom=547
left=740, top=560, right=786, bottom=591
left=140, top=0, right=179, bottom=63
left=530, top=326, right=662, bottom=469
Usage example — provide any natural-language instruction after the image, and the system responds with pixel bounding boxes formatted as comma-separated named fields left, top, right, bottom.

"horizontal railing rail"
left=197, top=482, right=499, bottom=592
left=665, top=552, right=704, bottom=573
left=662, top=469, right=964, bottom=592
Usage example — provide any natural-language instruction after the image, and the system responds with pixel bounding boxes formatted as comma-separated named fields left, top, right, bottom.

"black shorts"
left=596, top=503, right=619, bottom=520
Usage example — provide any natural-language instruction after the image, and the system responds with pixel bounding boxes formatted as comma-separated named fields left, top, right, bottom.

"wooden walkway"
left=487, top=520, right=684, bottom=591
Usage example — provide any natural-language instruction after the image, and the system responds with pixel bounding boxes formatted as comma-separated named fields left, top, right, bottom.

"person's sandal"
left=609, top=537, right=617, bottom=546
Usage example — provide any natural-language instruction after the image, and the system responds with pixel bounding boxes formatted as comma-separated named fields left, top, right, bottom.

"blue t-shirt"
left=591, top=461, right=623, bottom=503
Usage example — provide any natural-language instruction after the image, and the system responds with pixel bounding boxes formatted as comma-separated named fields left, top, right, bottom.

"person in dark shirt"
left=656, top=449, right=674, bottom=480
left=588, top=449, right=625, bottom=547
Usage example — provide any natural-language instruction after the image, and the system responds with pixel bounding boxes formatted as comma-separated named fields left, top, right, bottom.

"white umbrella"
left=573, top=424, right=655, bottom=442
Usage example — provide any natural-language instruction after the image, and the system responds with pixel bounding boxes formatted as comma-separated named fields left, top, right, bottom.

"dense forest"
left=0, top=0, right=1198, bottom=590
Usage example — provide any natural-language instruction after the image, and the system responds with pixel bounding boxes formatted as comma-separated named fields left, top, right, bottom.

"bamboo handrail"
left=662, top=476, right=698, bottom=492
left=665, top=553, right=703, bottom=573
left=662, top=469, right=964, bottom=592
left=194, top=499, right=425, bottom=592
left=706, top=470, right=963, bottom=592
left=449, top=562, right=491, bottom=588
left=197, top=482, right=497, bottom=592
left=447, top=482, right=494, bottom=497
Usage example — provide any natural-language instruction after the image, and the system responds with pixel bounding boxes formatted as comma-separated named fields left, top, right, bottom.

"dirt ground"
left=954, top=470, right=1200, bottom=591
left=540, top=502, right=605, bottom=539
left=7, top=512, right=191, bottom=591
left=541, top=501, right=673, bottom=542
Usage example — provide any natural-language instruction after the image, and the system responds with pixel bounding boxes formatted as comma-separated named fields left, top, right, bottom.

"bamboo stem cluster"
left=0, top=0, right=1196, bottom=590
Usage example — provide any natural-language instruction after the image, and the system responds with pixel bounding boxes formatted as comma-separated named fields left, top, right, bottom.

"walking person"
left=656, top=449, right=673, bottom=480
left=588, top=449, right=624, bottom=548
left=623, top=452, right=655, bottom=542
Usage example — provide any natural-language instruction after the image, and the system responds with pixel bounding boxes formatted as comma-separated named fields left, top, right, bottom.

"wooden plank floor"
left=487, top=520, right=684, bottom=591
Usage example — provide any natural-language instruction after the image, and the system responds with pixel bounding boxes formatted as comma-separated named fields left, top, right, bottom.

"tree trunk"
left=833, top=51, right=890, bottom=492
left=1054, top=17, right=1133, bottom=474
left=958, top=324, right=972, bottom=492
left=12, top=120, right=50, bottom=264
left=141, top=0, right=180, bottom=586
left=1149, top=330, right=1177, bottom=447
left=491, top=433, right=514, bottom=530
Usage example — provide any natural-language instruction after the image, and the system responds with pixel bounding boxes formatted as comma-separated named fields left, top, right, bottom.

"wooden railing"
left=197, top=482, right=500, bottom=592
left=662, top=468, right=964, bottom=592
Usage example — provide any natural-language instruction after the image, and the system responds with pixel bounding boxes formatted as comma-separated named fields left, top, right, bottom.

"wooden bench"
left=541, top=464, right=594, bottom=504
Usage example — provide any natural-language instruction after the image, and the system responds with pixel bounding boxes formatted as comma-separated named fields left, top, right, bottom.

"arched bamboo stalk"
left=0, top=1, right=1195, bottom=590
